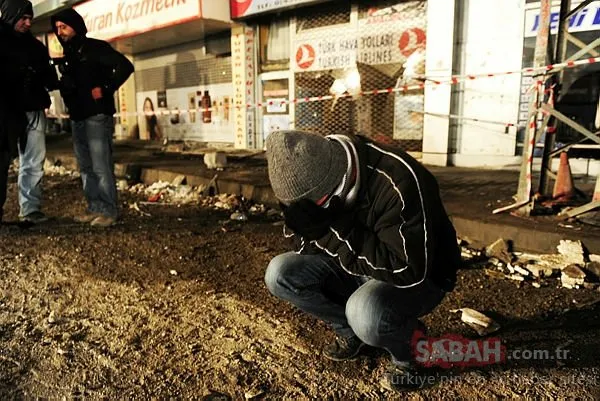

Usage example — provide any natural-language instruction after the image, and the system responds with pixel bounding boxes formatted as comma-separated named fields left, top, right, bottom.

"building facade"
left=31, top=0, right=599, bottom=171
left=32, top=0, right=233, bottom=143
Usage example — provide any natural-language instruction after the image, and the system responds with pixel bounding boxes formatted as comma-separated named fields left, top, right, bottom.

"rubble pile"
left=460, top=238, right=600, bottom=291
left=123, top=180, right=283, bottom=222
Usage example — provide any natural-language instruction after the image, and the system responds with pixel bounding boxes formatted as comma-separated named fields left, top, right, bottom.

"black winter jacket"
left=51, top=8, right=133, bottom=121
left=0, top=0, right=30, bottom=157
left=8, top=30, right=58, bottom=111
left=287, top=135, right=462, bottom=291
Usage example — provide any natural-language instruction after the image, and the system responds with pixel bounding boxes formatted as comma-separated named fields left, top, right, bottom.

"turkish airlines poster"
left=293, top=1, right=427, bottom=72
left=230, top=0, right=330, bottom=18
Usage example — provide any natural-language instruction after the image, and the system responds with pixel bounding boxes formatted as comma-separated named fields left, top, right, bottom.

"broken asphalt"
left=45, top=134, right=600, bottom=254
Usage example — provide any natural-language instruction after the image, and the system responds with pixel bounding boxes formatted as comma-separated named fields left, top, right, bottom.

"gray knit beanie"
left=266, top=131, right=347, bottom=204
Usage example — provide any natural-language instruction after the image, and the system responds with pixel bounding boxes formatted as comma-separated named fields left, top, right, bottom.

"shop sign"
left=293, top=1, right=426, bottom=71
left=231, top=25, right=257, bottom=148
left=293, top=28, right=426, bottom=71
left=524, top=0, right=600, bottom=37
left=74, top=0, right=201, bottom=42
left=230, top=0, right=330, bottom=19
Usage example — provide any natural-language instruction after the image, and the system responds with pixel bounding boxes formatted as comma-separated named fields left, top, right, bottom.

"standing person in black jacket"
left=0, top=0, right=31, bottom=224
left=51, top=8, right=133, bottom=227
left=264, top=131, right=462, bottom=392
left=11, top=0, right=58, bottom=224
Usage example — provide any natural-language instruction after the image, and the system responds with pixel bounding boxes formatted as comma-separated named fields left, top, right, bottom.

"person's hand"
left=91, top=87, right=103, bottom=100
left=281, top=199, right=334, bottom=240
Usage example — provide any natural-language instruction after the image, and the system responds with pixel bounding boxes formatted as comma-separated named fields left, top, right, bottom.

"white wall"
left=423, top=0, right=526, bottom=167
left=452, top=0, right=525, bottom=167
left=202, top=0, right=232, bottom=22
left=422, top=0, right=455, bottom=166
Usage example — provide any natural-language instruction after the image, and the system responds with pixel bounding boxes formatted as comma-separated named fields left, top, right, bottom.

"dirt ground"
left=1, top=172, right=600, bottom=400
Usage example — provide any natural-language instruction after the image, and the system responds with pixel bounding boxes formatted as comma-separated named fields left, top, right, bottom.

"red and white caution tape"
left=46, top=57, right=600, bottom=120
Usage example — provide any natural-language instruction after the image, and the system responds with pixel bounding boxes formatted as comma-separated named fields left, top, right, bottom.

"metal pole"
left=565, top=0, right=594, bottom=19
left=515, top=0, right=551, bottom=212
left=539, top=0, right=571, bottom=196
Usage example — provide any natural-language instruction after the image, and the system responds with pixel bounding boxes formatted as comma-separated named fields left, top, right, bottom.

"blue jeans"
left=265, top=252, right=446, bottom=362
left=18, top=111, right=47, bottom=216
left=72, top=114, right=118, bottom=218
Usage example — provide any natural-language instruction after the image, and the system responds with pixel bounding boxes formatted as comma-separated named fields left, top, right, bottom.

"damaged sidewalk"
left=44, top=134, right=600, bottom=254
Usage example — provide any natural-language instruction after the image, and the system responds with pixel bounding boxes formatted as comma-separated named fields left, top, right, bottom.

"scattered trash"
left=244, top=386, right=265, bottom=400
left=584, top=261, right=600, bottom=282
left=230, top=212, right=248, bottom=221
left=560, top=264, right=586, bottom=289
left=524, top=264, right=557, bottom=278
left=451, top=308, right=500, bottom=336
left=48, top=311, right=56, bottom=325
left=117, top=179, right=129, bottom=191
left=129, top=202, right=151, bottom=217
left=169, top=270, right=178, bottom=276
left=485, top=238, right=513, bottom=265
left=43, top=159, right=79, bottom=177
left=171, top=175, right=186, bottom=186
left=147, top=192, right=162, bottom=203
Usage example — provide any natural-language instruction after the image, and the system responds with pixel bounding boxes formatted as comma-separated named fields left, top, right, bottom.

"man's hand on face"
left=91, top=87, right=103, bottom=100
left=282, top=196, right=346, bottom=240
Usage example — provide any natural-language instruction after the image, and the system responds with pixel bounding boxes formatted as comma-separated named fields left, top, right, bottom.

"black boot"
left=380, top=362, right=438, bottom=392
left=323, top=335, right=366, bottom=361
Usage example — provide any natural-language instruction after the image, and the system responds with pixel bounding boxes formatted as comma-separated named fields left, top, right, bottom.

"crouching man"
left=264, top=131, right=461, bottom=392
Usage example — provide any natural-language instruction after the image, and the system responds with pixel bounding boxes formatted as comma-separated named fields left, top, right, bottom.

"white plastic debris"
left=557, top=240, right=586, bottom=265
left=230, top=212, right=248, bottom=221
left=451, top=308, right=500, bottom=336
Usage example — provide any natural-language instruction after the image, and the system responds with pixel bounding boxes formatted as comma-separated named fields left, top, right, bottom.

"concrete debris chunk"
left=485, top=238, right=513, bottom=265
left=230, top=212, right=248, bottom=221
left=204, top=151, right=227, bottom=170
left=506, top=274, right=525, bottom=282
left=171, top=175, right=186, bottom=186
left=584, top=261, right=600, bottom=282
left=524, top=263, right=556, bottom=278
left=513, top=265, right=530, bottom=276
left=129, top=202, right=151, bottom=217
left=561, top=264, right=586, bottom=289
left=451, top=308, right=500, bottom=336
left=556, top=240, right=586, bottom=266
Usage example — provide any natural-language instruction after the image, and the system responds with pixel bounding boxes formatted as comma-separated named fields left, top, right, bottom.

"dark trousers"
left=0, top=149, right=11, bottom=221
left=265, top=252, right=446, bottom=362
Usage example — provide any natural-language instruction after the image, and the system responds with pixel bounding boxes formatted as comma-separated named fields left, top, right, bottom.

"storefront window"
left=292, top=0, right=427, bottom=151
left=259, top=18, right=290, bottom=71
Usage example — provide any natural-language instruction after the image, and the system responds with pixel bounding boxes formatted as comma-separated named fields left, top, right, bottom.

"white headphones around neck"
left=324, top=135, right=360, bottom=209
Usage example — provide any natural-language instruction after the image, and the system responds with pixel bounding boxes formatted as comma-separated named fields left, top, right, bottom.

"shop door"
left=258, top=71, right=293, bottom=149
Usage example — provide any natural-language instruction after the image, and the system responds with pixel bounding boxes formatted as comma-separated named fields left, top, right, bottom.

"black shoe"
left=323, top=335, right=366, bottom=361
left=380, top=362, right=438, bottom=392
left=19, top=211, right=48, bottom=224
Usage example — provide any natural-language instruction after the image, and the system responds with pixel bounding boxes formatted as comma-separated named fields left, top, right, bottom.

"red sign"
left=295, top=44, right=315, bottom=69
left=230, top=0, right=253, bottom=17
left=231, top=0, right=331, bottom=19
left=398, top=28, right=426, bottom=57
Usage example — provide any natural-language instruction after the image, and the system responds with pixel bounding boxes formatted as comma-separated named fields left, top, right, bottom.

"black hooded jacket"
left=4, top=0, right=58, bottom=112
left=0, top=0, right=31, bottom=156
left=51, top=8, right=134, bottom=121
